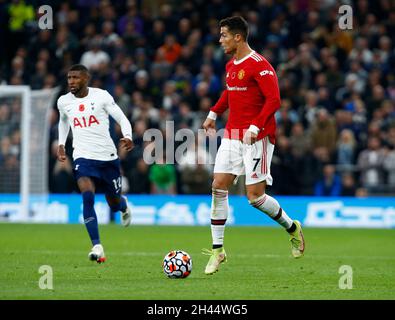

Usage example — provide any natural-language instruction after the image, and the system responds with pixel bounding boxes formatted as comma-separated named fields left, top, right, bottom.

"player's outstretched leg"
left=82, top=191, right=106, bottom=262
left=249, top=194, right=305, bottom=258
left=204, top=188, right=228, bottom=275
left=107, top=194, right=131, bottom=227
left=120, top=196, right=131, bottom=227
left=88, top=244, right=106, bottom=263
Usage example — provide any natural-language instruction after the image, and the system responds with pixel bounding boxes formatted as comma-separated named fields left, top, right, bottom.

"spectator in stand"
left=51, top=156, right=75, bottom=193
left=383, top=148, right=395, bottom=186
left=271, top=135, right=299, bottom=195
left=127, top=158, right=150, bottom=194
left=314, top=164, right=342, bottom=196
left=30, top=60, right=48, bottom=90
left=299, top=90, right=321, bottom=128
left=0, top=1, right=394, bottom=196
left=336, top=129, right=356, bottom=172
left=181, top=162, right=212, bottom=194
left=357, top=136, right=386, bottom=190
left=149, top=154, right=177, bottom=195
left=80, top=37, right=110, bottom=71
left=192, top=63, right=221, bottom=96
left=0, top=104, right=11, bottom=139
left=0, top=154, right=20, bottom=193
left=310, top=108, right=337, bottom=158
left=156, top=34, right=182, bottom=64
left=117, top=2, right=144, bottom=36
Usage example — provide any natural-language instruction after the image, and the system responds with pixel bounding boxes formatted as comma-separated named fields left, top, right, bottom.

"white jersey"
left=57, top=87, right=132, bottom=161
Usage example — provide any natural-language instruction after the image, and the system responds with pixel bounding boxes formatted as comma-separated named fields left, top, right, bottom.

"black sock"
left=286, top=222, right=296, bottom=233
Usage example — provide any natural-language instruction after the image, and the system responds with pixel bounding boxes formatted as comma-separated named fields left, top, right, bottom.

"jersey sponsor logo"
left=73, top=115, right=100, bottom=128
left=226, top=84, right=248, bottom=91
left=251, top=172, right=259, bottom=179
left=79, top=104, right=85, bottom=111
left=238, top=69, right=245, bottom=80
left=259, top=70, right=274, bottom=76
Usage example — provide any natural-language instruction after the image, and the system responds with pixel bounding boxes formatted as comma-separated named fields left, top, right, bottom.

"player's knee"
left=212, top=179, right=228, bottom=191
left=82, top=191, right=95, bottom=208
left=247, top=190, right=263, bottom=203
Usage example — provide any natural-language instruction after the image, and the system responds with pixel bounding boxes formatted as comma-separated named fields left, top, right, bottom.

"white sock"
left=211, top=188, right=228, bottom=247
left=250, top=194, right=293, bottom=229
left=211, top=225, right=225, bottom=247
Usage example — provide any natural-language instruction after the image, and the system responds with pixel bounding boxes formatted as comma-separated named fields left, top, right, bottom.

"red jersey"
left=211, top=51, right=280, bottom=144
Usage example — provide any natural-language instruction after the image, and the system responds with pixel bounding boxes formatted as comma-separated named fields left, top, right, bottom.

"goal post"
left=0, top=85, right=60, bottom=222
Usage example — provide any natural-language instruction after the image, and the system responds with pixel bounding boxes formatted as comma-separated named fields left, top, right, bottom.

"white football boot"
left=88, top=244, right=106, bottom=263
left=120, top=196, right=131, bottom=227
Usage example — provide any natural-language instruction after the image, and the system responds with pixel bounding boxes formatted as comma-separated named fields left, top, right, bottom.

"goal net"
left=0, top=85, right=60, bottom=222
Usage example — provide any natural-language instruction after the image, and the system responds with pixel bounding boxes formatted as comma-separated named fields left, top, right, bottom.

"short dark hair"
left=219, top=16, right=249, bottom=41
left=68, top=64, right=89, bottom=73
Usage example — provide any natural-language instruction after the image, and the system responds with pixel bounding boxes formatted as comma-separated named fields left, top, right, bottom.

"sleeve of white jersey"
left=57, top=98, right=70, bottom=146
left=104, top=91, right=133, bottom=141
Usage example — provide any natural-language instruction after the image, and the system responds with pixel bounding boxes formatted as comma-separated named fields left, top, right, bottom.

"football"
left=162, top=250, right=192, bottom=279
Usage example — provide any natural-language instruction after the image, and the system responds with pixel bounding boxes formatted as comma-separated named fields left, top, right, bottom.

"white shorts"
left=214, top=137, right=274, bottom=185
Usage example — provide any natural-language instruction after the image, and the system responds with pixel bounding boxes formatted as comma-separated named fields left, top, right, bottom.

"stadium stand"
left=0, top=0, right=394, bottom=196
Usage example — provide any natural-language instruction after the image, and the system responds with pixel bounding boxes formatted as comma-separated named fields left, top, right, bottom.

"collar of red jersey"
left=233, top=51, right=256, bottom=65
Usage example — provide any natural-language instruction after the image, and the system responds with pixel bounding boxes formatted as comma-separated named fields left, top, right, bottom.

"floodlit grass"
left=0, top=224, right=394, bottom=300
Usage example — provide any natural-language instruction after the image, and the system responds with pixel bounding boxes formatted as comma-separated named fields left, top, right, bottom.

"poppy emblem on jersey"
left=231, top=72, right=236, bottom=79
left=238, top=69, right=245, bottom=80
left=79, top=104, right=85, bottom=112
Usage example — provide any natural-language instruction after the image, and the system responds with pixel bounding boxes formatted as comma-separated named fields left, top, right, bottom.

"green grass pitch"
left=0, top=223, right=394, bottom=300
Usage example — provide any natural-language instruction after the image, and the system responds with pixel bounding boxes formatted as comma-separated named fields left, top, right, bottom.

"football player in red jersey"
left=202, top=16, right=305, bottom=275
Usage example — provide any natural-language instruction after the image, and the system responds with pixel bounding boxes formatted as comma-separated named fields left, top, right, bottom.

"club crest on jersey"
left=73, top=115, right=99, bottom=128
left=238, top=69, right=245, bottom=80
left=79, top=104, right=85, bottom=111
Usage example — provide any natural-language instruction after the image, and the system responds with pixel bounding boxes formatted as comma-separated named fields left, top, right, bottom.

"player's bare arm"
left=57, top=144, right=67, bottom=162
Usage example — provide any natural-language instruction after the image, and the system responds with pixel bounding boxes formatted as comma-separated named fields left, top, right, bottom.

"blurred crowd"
left=0, top=0, right=395, bottom=196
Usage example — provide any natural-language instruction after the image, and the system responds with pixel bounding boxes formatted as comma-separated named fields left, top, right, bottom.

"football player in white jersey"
left=57, top=64, right=134, bottom=263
